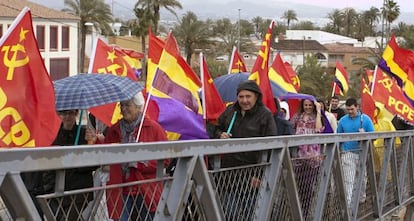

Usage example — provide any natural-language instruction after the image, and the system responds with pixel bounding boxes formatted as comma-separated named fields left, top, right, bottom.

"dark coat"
left=43, top=125, right=96, bottom=200
left=215, top=102, right=277, bottom=167
left=274, top=116, right=294, bottom=136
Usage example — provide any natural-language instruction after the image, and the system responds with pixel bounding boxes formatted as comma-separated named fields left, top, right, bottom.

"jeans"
left=120, top=194, right=153, bottom=221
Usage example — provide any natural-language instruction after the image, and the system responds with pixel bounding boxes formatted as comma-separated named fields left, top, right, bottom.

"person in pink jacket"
left=86, top=92, right=167, bottom=221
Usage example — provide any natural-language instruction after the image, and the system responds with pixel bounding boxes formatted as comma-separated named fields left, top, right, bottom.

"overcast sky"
left=285, top=0, right=413, bottom=12
left=31, top=0, right=414, bottom=13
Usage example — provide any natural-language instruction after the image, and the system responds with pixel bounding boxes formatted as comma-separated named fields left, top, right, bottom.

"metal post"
left=238, top=8, right=241, bottom=50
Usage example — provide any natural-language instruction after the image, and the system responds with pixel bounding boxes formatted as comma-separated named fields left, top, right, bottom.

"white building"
left=286, top=30, right=359, bottom=45
left=0, top=0, right=80, bottom=80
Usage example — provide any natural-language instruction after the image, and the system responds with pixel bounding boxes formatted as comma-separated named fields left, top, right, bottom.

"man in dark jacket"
left=214, top=80, right=277, bottom=219
left=215, top=80, right=278, bottom=167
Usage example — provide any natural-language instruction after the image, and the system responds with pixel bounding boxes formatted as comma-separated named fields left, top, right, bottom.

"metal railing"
left=0, top=130, right=413, bottom=221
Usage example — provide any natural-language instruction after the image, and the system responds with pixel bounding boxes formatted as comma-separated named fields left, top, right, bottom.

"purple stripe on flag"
left=151, top=96, right=208, bottom=139
left=378, top=58, right=404, bottom=88
left=153, top=69, right=199, bottom=113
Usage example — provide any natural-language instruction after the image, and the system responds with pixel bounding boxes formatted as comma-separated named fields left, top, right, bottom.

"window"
left=50, top=26, right=58, bottom=50
left=328, top=54, right=344, bottom=62
left=315, top=52, right=326, bottom=60
left=61, top=26, right=69, bottom=50
left=50, top=58, right=69, bottom=80
left=36, top=25, right=45, bottom=50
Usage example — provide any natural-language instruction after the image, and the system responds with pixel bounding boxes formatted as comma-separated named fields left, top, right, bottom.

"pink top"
left=291, top=113, right=321, bottom=158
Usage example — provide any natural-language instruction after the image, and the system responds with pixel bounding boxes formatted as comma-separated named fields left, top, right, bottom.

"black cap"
left=237, top=80, right=262, bottom=95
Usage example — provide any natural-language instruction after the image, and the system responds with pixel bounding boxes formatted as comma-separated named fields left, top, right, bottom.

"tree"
left=341, top=8, right=358, bottom=37
left=291, top=21, right=317, bottom=30
left=63, top=0, right=113, bottom=73
left=173, top=12, right=211, bottom=64
left=362, top=7, right=380, bottom=36
left=282, top=10, right=298, bottom=30
left=381, top=0, right=400, bottom=40
left=135, top=0, right=182, bottom=34
left=325, top=9, right=343, bottom=34
left=251, top=16, right=263, bottom=39
left=296, top=54, right=331, bottom=100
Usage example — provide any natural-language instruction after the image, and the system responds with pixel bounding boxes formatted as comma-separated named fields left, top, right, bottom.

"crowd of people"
left=22, top=80, right=412, bottom=220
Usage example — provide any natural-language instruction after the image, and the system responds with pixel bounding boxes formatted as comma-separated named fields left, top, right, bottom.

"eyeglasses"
left=119, top=102, right=135, bottom=108
left=58, top=110, right=77, bottom=116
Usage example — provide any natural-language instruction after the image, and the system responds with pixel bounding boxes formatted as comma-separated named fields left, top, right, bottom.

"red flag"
left=0, top=7, right=60, bottom=147
left=365, top=69, right=374, bottom=86
left=334, top=61, right=349, bottom=94
left=248, top=21, right=277, bottom=114
left=200, top=53, right=226, bottom=120
left=114, top=46, right=144, bottom=79
left=284, top=62, right=300, bottom=91
left=371, top=68, right=414, bottom=125
left=361, top=78, right=376, bottom=121
left=228, top=46, right=247, bottom=73
left=88, top=38, right=138, bottom=127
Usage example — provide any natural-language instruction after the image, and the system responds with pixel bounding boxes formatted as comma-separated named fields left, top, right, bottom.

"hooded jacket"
left=215, top=80, right=277, bottom=167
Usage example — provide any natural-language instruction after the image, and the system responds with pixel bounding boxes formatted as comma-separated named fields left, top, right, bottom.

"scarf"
left=120, top=113, right=143, bottom=178
left=120, top=113, right=143, bottom=144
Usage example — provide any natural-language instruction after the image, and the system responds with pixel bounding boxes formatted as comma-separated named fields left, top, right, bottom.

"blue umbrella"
left=54, top=73, right=143, bottom=145
left=53, top=73, right=143, bottom=111
left=213, top=72, right=287, bottom=102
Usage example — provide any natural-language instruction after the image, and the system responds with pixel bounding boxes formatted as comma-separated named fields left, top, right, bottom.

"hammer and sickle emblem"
left=378, top=79, right=393, bottom=93
left=2, top=44, right=29, bottom=80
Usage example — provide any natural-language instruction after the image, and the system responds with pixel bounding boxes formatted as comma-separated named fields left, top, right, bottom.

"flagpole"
left=329, top=81, right=337, bottom=112
left=200, top=53, right=207, bottom=120
left=370, top=65, right=378, bottom=95
left=135, top=69, right=159, bottom=143
left=228, top=46, right=236, bottom=74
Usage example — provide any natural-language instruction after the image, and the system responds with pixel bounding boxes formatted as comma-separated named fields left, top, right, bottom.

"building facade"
left=0, top=0, right=79, bottom=80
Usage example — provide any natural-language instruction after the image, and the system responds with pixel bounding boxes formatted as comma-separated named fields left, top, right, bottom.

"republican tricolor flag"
left=379, top=35, right=414, bottom=107
left=146, top=33, right=208, bottom=140
left=0, top=7, right=60, bottom=147
left=334, top=61, right=349, bottom=95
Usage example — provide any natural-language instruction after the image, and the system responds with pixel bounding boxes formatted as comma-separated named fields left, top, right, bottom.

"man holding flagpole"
left=214, top=80, right=277, bottom=220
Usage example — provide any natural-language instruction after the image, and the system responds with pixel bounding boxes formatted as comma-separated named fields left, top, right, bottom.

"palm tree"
left=362, top=7, right=380, bottom=36
left=282, top=10, right=298, bottom=30
left=135, top=0, right=182, bottom=34
left=173, top=12, right=211, bottom=64
left=381, top=0, right=400, bottom=40
left=326, top=9, right=343, bottom=34
left=341, top=7, right=358, bottom=37
left=63, top=0, right=113, bottom=73
left=251, top=16, right=263, bottom=39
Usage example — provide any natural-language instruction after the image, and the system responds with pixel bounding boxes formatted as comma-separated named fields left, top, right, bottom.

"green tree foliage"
left=135, top=0, right=182, bottom=34
left=296, top=54, right=331, bottom=100
left=173, top=12, right=211, bottom=64
left=381, top=0, right=400, bottom=41
left=63, top=0, right=113, bottom=72
left=291, top=21, right=317, bottom=30
left=282, top=9, right=298, bottom=30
